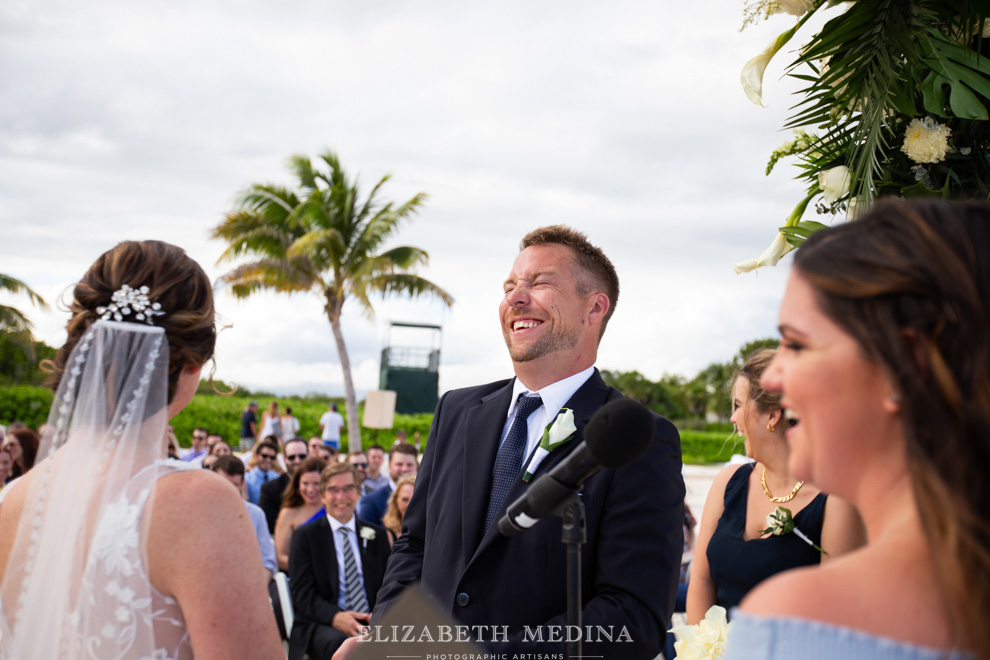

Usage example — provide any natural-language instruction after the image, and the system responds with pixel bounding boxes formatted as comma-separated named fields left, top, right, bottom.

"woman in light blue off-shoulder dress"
left=723, top=199, right=990, bottom=660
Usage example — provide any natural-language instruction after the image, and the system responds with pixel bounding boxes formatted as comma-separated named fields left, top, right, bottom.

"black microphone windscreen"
left=583, top=398, right=654, bottom=469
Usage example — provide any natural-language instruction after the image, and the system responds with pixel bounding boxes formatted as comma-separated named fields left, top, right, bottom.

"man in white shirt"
left=319, top=403, right=345, bottom=450
left=211, top=455, right=277, bottom=582
left=287, top=462, right=390, bottom=660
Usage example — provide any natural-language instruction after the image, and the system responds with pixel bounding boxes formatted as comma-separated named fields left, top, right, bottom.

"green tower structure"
left=379, top=321, right=442, bottom=415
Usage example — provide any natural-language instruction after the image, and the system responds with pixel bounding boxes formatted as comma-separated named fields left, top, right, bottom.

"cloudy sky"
left=2, top=0, right=832, bottom=399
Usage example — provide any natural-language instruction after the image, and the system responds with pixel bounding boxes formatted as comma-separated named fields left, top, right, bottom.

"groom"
left=371, top=225, right=685, bottom=659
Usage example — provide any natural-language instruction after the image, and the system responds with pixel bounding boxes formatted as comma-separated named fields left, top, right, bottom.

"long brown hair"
left=795, top=198, right=990, bottom=655
left=382, top=474, right=416, bottom=535
left=8, top=428, right=40, bottom=479
left=45, top=241, right=216, bottom=405
left=281, top=457, right=326, bottom=509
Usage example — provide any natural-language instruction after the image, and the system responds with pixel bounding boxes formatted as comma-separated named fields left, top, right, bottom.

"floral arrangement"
left=360, top=526, right=376, bottom=549
left=763, top=506, right=827, bottom=554
left=669, top=605, right=732, bottom=659
left=736, top=0, right=990, bottom=272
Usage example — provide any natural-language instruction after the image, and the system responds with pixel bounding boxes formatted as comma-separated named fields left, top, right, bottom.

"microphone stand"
left=559, top=492, right=586, bottom=660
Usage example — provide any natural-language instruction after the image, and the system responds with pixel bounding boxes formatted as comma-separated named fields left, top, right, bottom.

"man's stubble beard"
left=503, top=322, right=581, bottom=363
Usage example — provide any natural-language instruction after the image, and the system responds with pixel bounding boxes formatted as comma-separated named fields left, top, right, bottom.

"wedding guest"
left=181, top=427, right=209, bottom=461
left=356, top=442, right=418, bottom=526
left=211, top=455, right=277, bottom=582
left=259, top=437, right=310, bottom=533
left=245, top=437, right=282, bottom=504
left=240, top=401, right=259, bottom=450
left=209, top=437, right=232, bottom=458
left=274, top=457, right=327, bottom=572
left=364, top=444, right=389, bottom=492
left=0, top=446, right=12, bottom=487
left=687, top=350, right=865, bottom=622
left=309, top=435, right=326, bottom=458
left=2, top=427, right=39, bottom=480
left=382, top=474, right=416, bottom=545
left=319, top=402, right=345, bottom=450
left=0, top=240, right=282, bottom=658
left=282, top=406, right=301, bottom=440
left=346, top=451, right=372, bottom=495
left=164, top=424, right=180, bottom=460
left=259, top=401, right=283, bottom=442
left=725, top=199, right=990, bottom=659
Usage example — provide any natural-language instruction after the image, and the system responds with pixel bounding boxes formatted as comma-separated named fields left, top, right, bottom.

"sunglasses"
left=259, top=453, right=277, bottom=460
left=350, top=462, right=369, bottom=469
left=286, top=453, right=307, bottom=461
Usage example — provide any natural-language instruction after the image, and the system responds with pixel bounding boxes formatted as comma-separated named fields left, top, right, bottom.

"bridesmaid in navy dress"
left=686, top=349, right=865, bottom=623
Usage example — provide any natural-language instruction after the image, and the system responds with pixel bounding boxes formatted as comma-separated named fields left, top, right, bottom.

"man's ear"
left=587, top=293, right=610, bottom=325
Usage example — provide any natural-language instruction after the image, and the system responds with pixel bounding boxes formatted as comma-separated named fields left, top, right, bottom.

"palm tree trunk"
left=328, top=315, right=362, bottom=454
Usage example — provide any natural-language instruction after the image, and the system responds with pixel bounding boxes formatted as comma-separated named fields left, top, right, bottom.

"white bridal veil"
left=0, top=319, right=177, bottom=659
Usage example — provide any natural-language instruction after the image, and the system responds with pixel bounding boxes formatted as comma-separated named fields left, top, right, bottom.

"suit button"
left=456, top=592, right=470, bottom=607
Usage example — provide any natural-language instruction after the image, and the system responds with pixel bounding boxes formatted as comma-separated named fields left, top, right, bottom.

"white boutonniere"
left=763, top=506, right=827, bottom=555
left=360, top=526, right=376, bottom=549
left=523, top=408, right=577, bottom=482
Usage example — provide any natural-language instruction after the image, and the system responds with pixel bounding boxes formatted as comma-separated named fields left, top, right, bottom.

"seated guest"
left=259, top=437, right=310, bottom=533
left=288, top=461, right=389, bottom=660
left=164, top=424, right=180, bottom=460
left=2, top=427, right=39, bottom=480
left=191, top=434, right=231, bottom=468
left=688, top=350, right=865, bottom=622
left=363, top=444, right=389, bottom=492
left=308, top=435, right=325, bottom=458
left=0, top=446, right=12, bottom=487
left=274, top=457, right=326, bottom=572
left=316, top=444, right=336, bottom=463
left=382, top=474, right=415, bottom=545
left=211, top=455, right=277, bottom=582
left=181, top=427, right=209, bottom=461
left=356, top=442, right=418, bottom=527
left=245, top=437, right=282, bottom=504
left=347, top=451, right=373, bottom=496
left=724, top=199, right=990, bottom=659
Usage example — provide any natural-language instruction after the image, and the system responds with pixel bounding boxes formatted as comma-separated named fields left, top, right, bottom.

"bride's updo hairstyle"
left=793, top=198, right=990, bottom=656
left=47, top=240, right=216, bottom=405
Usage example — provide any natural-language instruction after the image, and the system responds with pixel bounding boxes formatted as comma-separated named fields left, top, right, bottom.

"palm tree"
left=212, top=150, right=454, bottom=452
left=0, top=273, right=48, bottom=359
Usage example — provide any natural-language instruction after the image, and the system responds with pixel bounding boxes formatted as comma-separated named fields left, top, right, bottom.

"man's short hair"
left=520, top=225, right=619, bottom=337
left=257, top=438, right=279, bottom=455
left=194, top=426, right=209, bottom=435
left=212, top=455, right=246, bottom=477
left=368, top=444, right=385, bottom=454
left=348, top=450, right=367, bottom=460
left=389, top=442, right=418, bottom=460
left=284, top=437, right=308, bottom=454
left=321, top=461, right=359, bottom=490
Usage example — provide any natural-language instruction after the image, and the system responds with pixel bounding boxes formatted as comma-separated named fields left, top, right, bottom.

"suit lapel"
left=461, top=380, right=516, bottom=560
left=315, top=516, right=340, bottom=601
left=471, top=370, right=611, bottom=556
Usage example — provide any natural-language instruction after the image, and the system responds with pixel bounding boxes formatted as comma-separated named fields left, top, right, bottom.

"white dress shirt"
left=502, top=365, right=595, bottom=462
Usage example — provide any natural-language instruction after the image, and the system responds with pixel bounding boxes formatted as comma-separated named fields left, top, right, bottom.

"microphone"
left=498, top=398, right=654, bottom=537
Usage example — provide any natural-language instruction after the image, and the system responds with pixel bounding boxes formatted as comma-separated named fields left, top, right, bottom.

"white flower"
left=818, top=166, right=851, bottom=204
left=741, top=41, right=776, bottom=106
left=901, top=117, right=952, bottom=164
left=115, top=606, right=131, bottom=623
left=359, top=527, right=376, bottom=541
left=772, top=0, right=815, bottom=16
left=734, top=232, right=795, bottom=274
left=546, top=409, right=577, bottom=449
left=670, top=605, right=731, bottom=660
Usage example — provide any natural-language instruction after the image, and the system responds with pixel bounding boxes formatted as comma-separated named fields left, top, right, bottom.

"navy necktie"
left=484, top=393, right=543, bottom=534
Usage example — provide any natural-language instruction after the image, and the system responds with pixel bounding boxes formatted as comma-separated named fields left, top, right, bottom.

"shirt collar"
left=509, top=366, right=595, bottom=423
left=326, top=513, right=357, bottom=534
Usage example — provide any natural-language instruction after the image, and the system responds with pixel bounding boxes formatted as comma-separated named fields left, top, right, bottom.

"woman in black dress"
left=686, top=349, right=865, bottom=622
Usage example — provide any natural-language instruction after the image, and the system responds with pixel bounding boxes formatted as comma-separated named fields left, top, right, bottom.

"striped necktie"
left=484, top=393, right=543, bottom=534
left=338, top=527, right=369, bottom=613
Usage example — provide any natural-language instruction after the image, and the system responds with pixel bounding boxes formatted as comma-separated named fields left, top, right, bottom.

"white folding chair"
left=274, top=571, right=294, bottom=640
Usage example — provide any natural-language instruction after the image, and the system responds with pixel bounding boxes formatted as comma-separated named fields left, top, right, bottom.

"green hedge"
left=0, top=385, right=738, bottom=465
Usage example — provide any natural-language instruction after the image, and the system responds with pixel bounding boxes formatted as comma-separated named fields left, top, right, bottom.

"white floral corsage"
left=523, top=408, right=577, bottom=482
left=360, top=526, right=376, bottom=549
left=763, top=506, right=827, bottom=555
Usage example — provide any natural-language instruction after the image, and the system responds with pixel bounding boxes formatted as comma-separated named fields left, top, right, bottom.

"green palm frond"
left=0, top=304, right=33, bottom=335
left=0, top=274, right=48, bottom=310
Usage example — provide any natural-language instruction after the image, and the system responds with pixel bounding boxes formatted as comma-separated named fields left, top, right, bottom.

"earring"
left=766, top=422, right=775, bottom=432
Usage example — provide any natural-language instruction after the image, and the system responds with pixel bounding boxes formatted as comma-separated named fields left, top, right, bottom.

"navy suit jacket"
left=372, top=369, right=684, bottom=659
left=356, top=483, right=392, bottom=527
left=288, top=515, right=390, bottom=660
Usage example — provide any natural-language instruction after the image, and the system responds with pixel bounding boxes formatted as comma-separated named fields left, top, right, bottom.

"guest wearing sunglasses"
left=347, top=451, right=374, bottom=496
left=245, top=437, right=282, bottom=505
left=259, top=438, right=311, bottom=533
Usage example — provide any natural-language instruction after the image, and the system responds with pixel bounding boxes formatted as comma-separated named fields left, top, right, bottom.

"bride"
left=0, top=240, right=283, bottom=658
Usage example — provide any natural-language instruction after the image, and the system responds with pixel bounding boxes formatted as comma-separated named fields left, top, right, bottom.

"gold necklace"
left=761, top=467, right=804, bottom=503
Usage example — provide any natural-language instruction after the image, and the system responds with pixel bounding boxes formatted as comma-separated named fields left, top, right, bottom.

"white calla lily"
left=734, top=232, right=795, bottom=274
left=741, top=23, right=803, bottom=106
left=818, top=165, right=851, bottom=204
